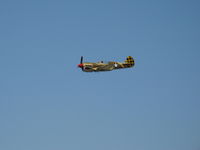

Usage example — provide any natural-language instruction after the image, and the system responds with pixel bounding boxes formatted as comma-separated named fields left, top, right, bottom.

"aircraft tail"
left=124, top=56, right=135, bottom=67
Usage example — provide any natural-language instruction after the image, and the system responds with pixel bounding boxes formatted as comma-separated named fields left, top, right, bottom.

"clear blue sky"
left=0, top=0, right=200, bottom=150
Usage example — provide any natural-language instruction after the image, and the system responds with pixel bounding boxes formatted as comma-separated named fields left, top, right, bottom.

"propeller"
left=80, top=56, right=83, bottom=64
left=78, top=56, right=84, bottom=70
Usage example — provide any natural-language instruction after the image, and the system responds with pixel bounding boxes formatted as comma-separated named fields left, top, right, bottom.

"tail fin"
left=124, top=56, right=135, bottom=67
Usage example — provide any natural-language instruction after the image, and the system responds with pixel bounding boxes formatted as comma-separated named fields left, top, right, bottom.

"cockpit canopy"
left=97, top=61, right=110, bottom=64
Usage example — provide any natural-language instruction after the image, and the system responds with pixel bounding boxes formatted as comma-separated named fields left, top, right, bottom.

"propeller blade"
left=80, top=56, right=83, bottom=64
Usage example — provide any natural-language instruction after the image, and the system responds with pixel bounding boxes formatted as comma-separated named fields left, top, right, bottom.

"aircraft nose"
left=78, top=64, right=83, bottom=68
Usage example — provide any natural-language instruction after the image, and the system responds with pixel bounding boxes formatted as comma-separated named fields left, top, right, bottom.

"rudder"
left=124, top=56, right=135, bottom=67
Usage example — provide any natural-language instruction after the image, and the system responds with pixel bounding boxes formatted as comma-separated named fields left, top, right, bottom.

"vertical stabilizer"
left=124, top=56, right=135, bottom=67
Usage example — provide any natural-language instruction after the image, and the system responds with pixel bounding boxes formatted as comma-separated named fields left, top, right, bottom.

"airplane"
left=77, top=56, right=135, bottom=72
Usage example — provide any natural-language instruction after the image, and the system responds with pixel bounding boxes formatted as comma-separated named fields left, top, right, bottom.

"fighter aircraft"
left=77, top=56, right=135, bottom=72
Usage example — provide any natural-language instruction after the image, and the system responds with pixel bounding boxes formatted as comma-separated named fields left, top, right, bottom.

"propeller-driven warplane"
left=77, top=56, right=135, bottom=72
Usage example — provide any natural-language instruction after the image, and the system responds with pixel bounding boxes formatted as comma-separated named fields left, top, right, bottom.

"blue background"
left=0, top=0, right=200, bottom=150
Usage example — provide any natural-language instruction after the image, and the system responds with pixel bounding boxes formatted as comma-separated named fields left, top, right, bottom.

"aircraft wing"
left=95, top=63, right=115, bottom=71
